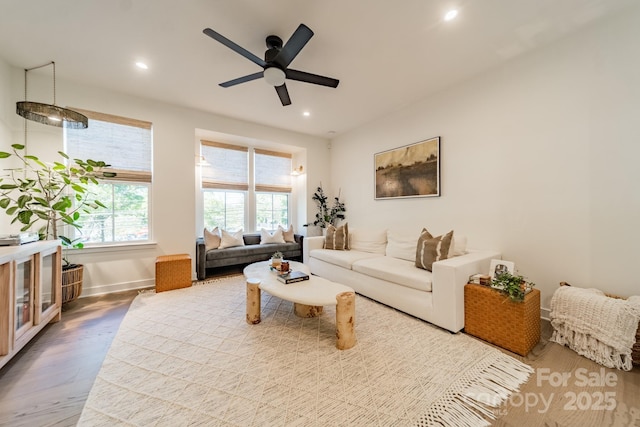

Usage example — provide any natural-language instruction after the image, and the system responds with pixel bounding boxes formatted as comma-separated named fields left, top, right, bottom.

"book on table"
left=277, top=270, right=310, bottom=284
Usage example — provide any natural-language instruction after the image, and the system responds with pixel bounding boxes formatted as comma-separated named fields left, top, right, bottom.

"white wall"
left=331, top=7, right=640, bottom=312
left=0, top=63, right=331, bottom=296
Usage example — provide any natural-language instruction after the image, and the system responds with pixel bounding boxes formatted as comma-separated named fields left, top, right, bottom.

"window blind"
left=254, top=149, right=292, bottom=193
left=201, top=140, right=249, bottom=191
left=65, top=108, right=152, bottom=182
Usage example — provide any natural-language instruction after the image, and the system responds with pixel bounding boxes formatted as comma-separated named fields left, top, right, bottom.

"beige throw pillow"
left=219, top=229, right=245, bottom=249
left=324, top=223, right=350, bottom=250
left=260, top=228, right=285, bottom=244
left=204, top=227, right=221, bottom=251
left=415, top=228, right=453, bottom=271
left=278, top=224, right=295, bottom=243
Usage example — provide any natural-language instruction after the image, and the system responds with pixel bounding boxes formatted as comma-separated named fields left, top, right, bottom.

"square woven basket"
left=464, top=283, right=541, bottom=356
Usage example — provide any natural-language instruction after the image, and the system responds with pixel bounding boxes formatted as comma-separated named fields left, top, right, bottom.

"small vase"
left=271, top=256, right=282, bottom=269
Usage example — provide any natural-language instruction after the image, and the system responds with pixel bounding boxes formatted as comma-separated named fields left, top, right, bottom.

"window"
left=256, top=193, right=289, bottom=230
left=254, top=149, right=291, bottom=231
left=201, top=141, right=248, bottom=231
left=200, top=142, right=292, bottom=232
left=65, top=109, right=152, bottom=244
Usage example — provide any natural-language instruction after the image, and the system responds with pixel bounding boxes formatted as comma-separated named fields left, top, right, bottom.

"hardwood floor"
left=0, top=275, right=638, bottom=427
left=0, top=289, right=140, bottom=427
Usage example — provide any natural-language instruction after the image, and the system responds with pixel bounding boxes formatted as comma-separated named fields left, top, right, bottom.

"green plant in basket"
left=491, top=271, right=535, bottom=302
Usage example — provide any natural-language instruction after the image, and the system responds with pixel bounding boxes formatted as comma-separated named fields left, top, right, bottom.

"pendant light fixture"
left=16, top=61, right=88, bottom=129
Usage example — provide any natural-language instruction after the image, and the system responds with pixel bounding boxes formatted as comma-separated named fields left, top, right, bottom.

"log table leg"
left=294, top=303, right=323, bottom=318
left=336, top=291, right=356, bottom=350
left=246, top=278, right=261, bottom=325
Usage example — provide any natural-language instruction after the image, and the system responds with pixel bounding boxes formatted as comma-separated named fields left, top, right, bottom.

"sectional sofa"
left=303, top=228, right=500, bottom=333
left=196, top=233, right=303, bottom=280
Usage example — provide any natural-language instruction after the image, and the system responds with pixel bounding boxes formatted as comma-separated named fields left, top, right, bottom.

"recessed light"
left=444, top=9, right=458, bottom=21
left=302, top=111, right=310, bottom=117
left=135, top=61, right=149, bottom=70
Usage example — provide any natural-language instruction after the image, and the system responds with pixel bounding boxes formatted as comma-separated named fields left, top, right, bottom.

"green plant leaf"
left=17, top=210, right=32, bottom=224
left=11, top=144, right=25, bottom=150
left=58, top=151, right=69, bottom=159
left=6, top=206, right=17, bottom=215
left=0, top=152, right=11, bottom=158
left=0, top=184, right=18, bottom=190
left=0, top=198, right=10, bottom=208
left=17, top=194, right=31, bottom=208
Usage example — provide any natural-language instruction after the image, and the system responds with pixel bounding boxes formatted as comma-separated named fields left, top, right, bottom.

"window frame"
left=64, top=108, right=153, bottom=246
left=200, top=141, right=293, bottom=233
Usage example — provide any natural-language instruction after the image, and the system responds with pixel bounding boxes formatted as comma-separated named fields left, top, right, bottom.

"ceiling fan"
left=203, top=23, right=339, bottom=106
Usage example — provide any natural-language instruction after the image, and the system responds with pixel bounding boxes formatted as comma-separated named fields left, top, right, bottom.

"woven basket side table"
left=464, top=283, right=540, bottom=356
left=155, top=254, right=192, bottom=293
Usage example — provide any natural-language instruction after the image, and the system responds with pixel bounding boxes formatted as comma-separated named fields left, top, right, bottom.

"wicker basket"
left=464, top=283, right=541, bottom=356
left=62, top=264, right=84, bottom=303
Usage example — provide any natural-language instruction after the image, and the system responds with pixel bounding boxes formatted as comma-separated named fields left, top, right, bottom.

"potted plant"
left=270, top=251, right=283, bottom=269
left=303, top=184, right=346, bottom=232
left=0, top=144, right=113, bottom=303
left=491, top=271, right=535, bottom=302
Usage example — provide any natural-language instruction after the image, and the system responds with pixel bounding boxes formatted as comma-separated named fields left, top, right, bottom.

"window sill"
left=65, top=241, right=158, bottom=255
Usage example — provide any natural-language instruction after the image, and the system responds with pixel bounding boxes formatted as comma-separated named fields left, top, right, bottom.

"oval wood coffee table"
left=243, top=260, right=356, bottom=350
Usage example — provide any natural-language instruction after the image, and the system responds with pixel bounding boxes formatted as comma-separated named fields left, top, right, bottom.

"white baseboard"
left=80, top=278, right=155, bottom=298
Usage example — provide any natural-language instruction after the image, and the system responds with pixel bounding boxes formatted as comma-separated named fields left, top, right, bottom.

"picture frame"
left=489, top=259, right=515, bottom=280
left=374, top=136, right=440, bottom=199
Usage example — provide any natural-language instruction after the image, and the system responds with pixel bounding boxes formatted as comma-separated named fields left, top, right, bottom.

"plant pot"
left=62, top=264, right=84, bottom=303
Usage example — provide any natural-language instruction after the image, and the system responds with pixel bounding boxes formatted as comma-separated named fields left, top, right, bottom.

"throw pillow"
left=415, top=228, right=453, bottom=271
left=386, top=230, right=420, bottom=261
left=219, top=229, right=245, bottom=249
left=451, top=235, right=467, bottom=257
left=349, top=228, right=387, bottom=254
left=204, top=227, right=221, bottom=251
left=260, top=228, right=285, bottom=244
left=324, top=223, right=350, bottom=250
left=278, top=224, right=296, bottom=243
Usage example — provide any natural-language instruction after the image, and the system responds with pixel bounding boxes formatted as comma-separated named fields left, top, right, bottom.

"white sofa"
left=303, top=229, right=500, bottom=333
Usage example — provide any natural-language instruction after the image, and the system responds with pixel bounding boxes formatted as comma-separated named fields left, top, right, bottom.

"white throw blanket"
left=550, top=286, right=640, bottom=371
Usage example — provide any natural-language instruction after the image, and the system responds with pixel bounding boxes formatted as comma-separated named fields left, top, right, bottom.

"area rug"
left=78, top=275, right=532, bottom=426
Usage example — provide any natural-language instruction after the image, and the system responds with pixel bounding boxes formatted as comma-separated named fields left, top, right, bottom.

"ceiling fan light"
left=264, top=67, right=286, bottom=86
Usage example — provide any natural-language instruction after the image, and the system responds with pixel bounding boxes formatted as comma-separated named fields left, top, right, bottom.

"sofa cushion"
left=204, top=227, right=221, bottom=251
left=451, top=235, right=467, bottom=257
left=206, top=241, right=298, bottom=261
left=386, top=230, right=418, bottom=262
left=310, top=248, right=380, bottom=270
left=279, top=224, right=295, bottom=243
left=260, top=228, right=285, bottom=244
left=416, top=229, right=453, bottom=271
left=352, top=256, right=433, bottom=292
left=219, top=229, right=245, bottom=249
left=349, top=228, right=387, bottom=254
left=324, top=223, right=350, bottom=250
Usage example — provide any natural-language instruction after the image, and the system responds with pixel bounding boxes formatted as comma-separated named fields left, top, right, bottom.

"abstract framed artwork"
left=374, top=136, right=440, bottom=199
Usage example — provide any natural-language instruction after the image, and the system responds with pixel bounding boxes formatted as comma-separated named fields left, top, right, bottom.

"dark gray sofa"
left=196, top=233, right=304, bottom=280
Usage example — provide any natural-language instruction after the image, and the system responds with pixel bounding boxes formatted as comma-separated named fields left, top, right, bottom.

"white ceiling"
left=0, top=0, right=635, bottom=137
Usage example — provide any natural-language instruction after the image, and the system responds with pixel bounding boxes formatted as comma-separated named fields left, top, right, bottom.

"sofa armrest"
left=196, top=237, right=207, bottom=280
left=431, top=250, right=501, bottom=332
left=303, top=236, right=325, bottom=263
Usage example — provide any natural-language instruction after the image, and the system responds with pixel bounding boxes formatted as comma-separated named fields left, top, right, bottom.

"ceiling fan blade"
left=273, top=24, right=314, bottom=68
left=285, top=69, right=339, bottom=88
left=203, top=28, right=267, bottom=68
left=275, top=84, right=291, bottom=106
left=219, top=72, right=264, bottom=88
